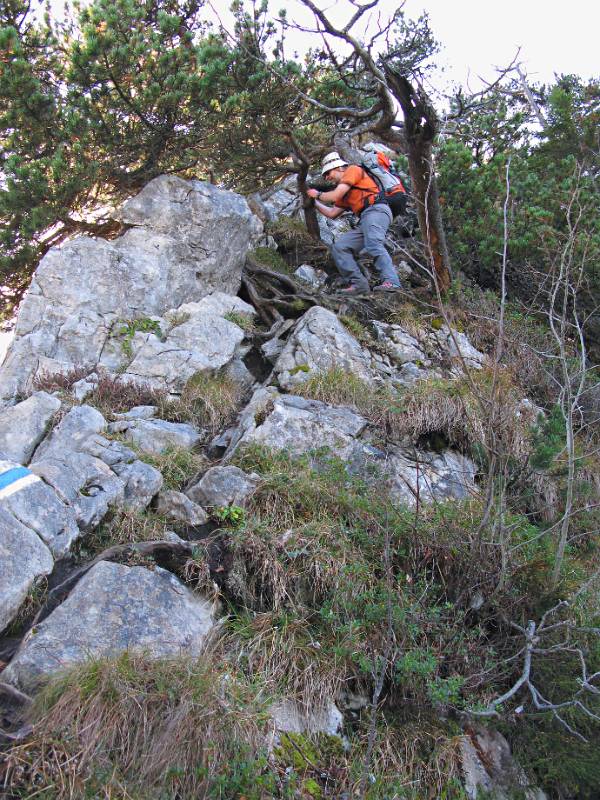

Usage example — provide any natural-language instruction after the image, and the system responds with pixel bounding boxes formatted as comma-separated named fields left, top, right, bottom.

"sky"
left=2, top=0, right=597, bottom=363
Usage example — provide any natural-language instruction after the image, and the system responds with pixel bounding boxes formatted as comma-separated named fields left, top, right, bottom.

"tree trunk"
left=296, top=165, right=321, bottom=239
left=384, top=69, right=452, bottom=292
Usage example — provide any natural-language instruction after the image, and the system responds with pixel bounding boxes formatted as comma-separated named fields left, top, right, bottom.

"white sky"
left=43, top=0, right=599, bottom=89
left=203, top=0, right=599, bottom=89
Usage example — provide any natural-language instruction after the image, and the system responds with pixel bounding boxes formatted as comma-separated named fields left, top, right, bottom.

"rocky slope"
left=0, top=175, right=549, bottom=799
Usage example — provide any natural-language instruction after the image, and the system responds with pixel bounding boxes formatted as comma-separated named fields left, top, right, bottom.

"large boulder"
left=226, top=388, right=369, bottom=461
left=0, top=508, right=54, bottom=633
left=0, top=176, right=262, bottom=405
left=274, top=306, right=380, bottom=390
left=3, top=560, right=217, bottom=691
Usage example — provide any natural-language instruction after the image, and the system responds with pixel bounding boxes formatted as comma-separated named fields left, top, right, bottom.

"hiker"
left=307, top=151, right=401, bottom=295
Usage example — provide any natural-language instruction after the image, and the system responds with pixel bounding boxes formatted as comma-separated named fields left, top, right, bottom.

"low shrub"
left=33, top=365, right=90, bottom=393
left=224, top=446, right=550, bottom=712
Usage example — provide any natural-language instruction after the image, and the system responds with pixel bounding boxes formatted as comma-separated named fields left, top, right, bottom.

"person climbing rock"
left=307, top=151, right=401, bottom=295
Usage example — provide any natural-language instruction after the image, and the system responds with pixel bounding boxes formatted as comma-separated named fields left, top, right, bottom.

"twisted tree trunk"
left=384, top=69, right=452, bottom=292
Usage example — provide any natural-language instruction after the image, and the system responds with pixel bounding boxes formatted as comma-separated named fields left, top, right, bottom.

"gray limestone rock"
left=274, top=306, right=378, bottom=390
left=271, top=699, right=343, bottom=737
left=0, top=392, right=61, bottom=464
left=261, top=337, right=286, bottom=364
left=29, top=405, right=127, bottom=531
left=186, top=465, right=260, bottom=509
left=294, top=264, right=327, bottom=288
left=34, top=405, right=106, bottom=462
left=71, top=373, right=99, bottom=403
left=155, top=490, right=209, bottom=526
left=372, top=321, right=430, bottom=366
left=432, top=324, right=486, bottom=370
left=0, top=508, right=54, bottom=633
left=0, top=459, right=80, bottom=558
left=30, top=453, right=125, bottom=531
left=225, top=387, right=368, bottom=462
left=3, top=560, right=216, bottom=691
left=385, top=449, right=477, bottom=508
left=110, top=418, right=202, bottom=455
left=0, top=175, right=262, bottom=406
left=460, top=725, right=547, bottom=800
left=113, top=460, right=163, bottom=512
left=119, top=294, right=255, bottom=391
left=114, top=405, right=158, bottom=420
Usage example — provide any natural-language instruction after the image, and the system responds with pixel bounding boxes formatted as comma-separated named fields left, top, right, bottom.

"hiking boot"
left=373, top=281, right=400, bottom=292
left=335, top=285, right=370, bottom=296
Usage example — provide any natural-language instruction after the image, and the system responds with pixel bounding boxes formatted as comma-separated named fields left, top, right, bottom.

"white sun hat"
left=321, top=151, right=348, bottom=176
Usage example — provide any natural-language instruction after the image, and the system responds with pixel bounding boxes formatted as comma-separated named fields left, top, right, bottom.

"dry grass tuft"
left=78, top=508, right=168, bottom=559
left=87, top=373, right=169, bottom=418
left=294, top=365, right=536, bottom=459
left=176, top=370, right=246, bottom=432
left=134, top=445, right=207, bottom=491
left=1, top=653, right=271, bottom=800
left=33, top=366, right=91, bottom=393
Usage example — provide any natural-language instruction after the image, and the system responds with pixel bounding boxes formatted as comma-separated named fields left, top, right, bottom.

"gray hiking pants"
left=331, top=204, right=399, bottom=290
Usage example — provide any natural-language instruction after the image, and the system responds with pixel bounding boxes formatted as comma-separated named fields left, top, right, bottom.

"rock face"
left=3, top=560, right=216, bottom=691
left=0, top=392, right=61, bottom=463
left=224, top=388, right=476, bottom=507
left=100, top=293, right=256, bottom=390
left=0, top=176, right=262, bottom=405
left=0, top=508, right=54, bottom=633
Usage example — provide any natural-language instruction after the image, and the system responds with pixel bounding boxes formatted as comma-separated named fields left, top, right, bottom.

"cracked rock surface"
left=0, top=176, right=262, bottom=405
left=3, top=560, right=216, bottom=691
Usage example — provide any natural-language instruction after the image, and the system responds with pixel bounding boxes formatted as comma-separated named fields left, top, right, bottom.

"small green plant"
left=117, top=317, right=163, bottom=358
left=340, top=314, right=373, bottom=345
left=290, top=363, right=310, bottom=375
left=213, top=504, right=246, bottom=529
left=223, top=311, right=255, bottom=333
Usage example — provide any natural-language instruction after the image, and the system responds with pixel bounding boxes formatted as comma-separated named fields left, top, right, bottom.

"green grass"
left=248, top=246, right=291, bottom=273
left=224, top=311, right=256, bottom=333
left=134, top=445, right=206, bottom=491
